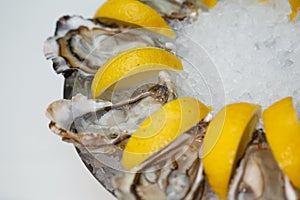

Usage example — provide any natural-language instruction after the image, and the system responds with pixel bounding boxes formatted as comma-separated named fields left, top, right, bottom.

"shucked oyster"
left=140, top=0, right=205, bottom=20
left=44, top=15, right=175, bottom=76
left=46, top=71, right=178, bottom=192
left=228, top=130, right=300, bottom=200
left=113, top=126, right=207, bottom=200
left=111, top=128, right=207, bottom=200
left=44, top=15, right=114, bottom=75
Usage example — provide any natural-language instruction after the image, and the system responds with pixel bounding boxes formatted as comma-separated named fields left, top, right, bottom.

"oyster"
left=112, top=125, right=207, bottom=200
left=140, top=0, right=205, bottom=20
left=228, top=145, right=286, bottom=200
left=46, top=71, right=178, bottom=192
left=44, top=15, right=114, bottom=75
left=44, top=15, right=175, bottom=76
left=227, top=130, right=300, bottom=200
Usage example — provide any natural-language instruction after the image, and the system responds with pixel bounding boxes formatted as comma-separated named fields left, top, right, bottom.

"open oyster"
left=140, top=0, right=205, bottom=20
left=113, top=125, right=207, bottom=200
left=227, top=130, right=300, bottom=200
left=44, top=15, right=175, bottom=77
left=46, top=70, right=178, bottom=192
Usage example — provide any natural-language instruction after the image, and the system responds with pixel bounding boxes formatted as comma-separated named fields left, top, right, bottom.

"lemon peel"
left=263, top=97, right=300, bottom=190
left=94, top=0, right=175, bottom=38
left=91, top=47, right=183, bottom=99
left=202, top=102, right=261, bottom=199
left=200, top=0, right=217, bottom=8
left=289, top=0, right=300, bottom=20
left=122, top=96, right=210, bottom=170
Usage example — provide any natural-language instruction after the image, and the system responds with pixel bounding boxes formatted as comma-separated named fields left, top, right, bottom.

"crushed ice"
left=179, top=0, right=300, bottom=114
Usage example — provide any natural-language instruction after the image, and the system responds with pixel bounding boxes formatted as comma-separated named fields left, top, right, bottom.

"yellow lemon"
left=289, top=0, right=300, bottom=20
left=263, top=97, right=300, bottom=190
left=91, top=47, right=183, bottom=99
left=200, top=0, right=218, bottom=8
left=94, top=0, right=175, bottom=38
left=202, top=103, right=261, bottom=199
left=122, top=96, right=210, bottom=170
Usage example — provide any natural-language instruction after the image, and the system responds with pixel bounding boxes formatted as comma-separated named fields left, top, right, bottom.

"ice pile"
left=180, top=0, right=300, bottom=113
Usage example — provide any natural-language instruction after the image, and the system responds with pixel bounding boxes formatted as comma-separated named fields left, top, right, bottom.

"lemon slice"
left=202, top=103, right=261, bottom=199
left=289, top=0, right=300, bottom=20
left=91, top=47, right=183, bottom=98
left=94, top=0, right=175, bottom=38
left=200, top=0, right=217, bottom=8
left=262, top=97, right=300, bottom=190
left=121, top=96, right=210, bottom=170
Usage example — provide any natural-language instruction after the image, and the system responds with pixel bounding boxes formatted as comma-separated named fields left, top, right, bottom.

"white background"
left=0, top=0, right=115, bottom=199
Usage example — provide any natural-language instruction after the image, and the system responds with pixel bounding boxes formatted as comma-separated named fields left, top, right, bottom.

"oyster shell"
left=112, top=125, right=207, bottom=200
left=43, top=15, right=114, bottom=75
left=46, top=71, right=178, bottom=192
left=228, top=130, right=300, bottom=200
left=44, top=15, right=175, bottom=76
left=228, top=145, right=286, bottom=200
left=140, top=0, right=204, bottom=20
left=47, top=72, right=177, bottom=146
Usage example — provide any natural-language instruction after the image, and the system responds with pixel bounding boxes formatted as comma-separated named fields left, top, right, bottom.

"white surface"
left=0, top=0, right=114, bottom=199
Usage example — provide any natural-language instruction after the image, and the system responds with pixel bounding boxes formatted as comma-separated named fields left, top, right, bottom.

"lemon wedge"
left=202, top=103, right=261, bottom=199
left=91, top=47, right=183, bottom=99
left=263, top=97, right=300, bottom=190
left=200, top=0, right=217, bottom=8
left=289, top=0, right=300, bottom=20
left=121, top=96, right=210, bottom=170
left=94, top=0, right=175, bottom=38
